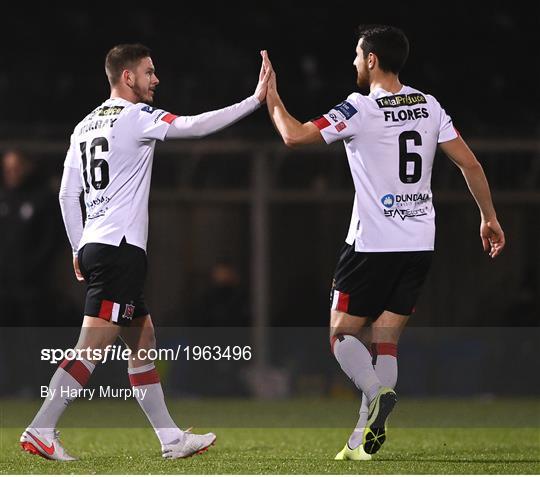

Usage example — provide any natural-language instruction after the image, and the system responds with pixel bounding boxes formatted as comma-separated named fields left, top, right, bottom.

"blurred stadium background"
left=0, top=5, right=538, bottom=403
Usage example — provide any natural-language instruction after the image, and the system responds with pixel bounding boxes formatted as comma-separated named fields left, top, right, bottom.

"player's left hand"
left=73, top=256, right=85, bottom=282
left=480, top=219, right=505, bottom=258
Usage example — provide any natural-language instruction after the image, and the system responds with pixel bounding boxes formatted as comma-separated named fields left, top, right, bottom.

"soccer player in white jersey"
left=262, top=24, right=505, bottom=460
left=20, top=44, right=271, bottom=461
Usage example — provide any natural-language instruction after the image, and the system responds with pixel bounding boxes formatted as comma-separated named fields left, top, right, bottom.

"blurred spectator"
left=179, top=261, right=251, bottom=396
left=0, top=149, right=62, bottom=326
left=192, top=260, right=250, bottom=327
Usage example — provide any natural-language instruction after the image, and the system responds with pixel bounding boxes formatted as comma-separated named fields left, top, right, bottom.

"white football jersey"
left=63, top=98, right=177, bottom=251
left=313, top=85, right=458, bottom=252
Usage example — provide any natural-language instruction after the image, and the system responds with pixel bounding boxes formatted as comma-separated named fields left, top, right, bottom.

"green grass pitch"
left=1, top=398, right=539, bottom=474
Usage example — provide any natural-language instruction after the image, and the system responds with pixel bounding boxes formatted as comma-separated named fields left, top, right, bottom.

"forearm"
left=460, top=162, right=497, bottom=221
left=165, top=95, right=260, bottom=139
left=266, top=90, right=305, bottom=145
left=59, top=166, right=84, bottom=255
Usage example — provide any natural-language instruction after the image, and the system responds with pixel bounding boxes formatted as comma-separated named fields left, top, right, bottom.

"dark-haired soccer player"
left=262, top=25, right=505, bottom=460
left=20, top=44, right=270, bottom=461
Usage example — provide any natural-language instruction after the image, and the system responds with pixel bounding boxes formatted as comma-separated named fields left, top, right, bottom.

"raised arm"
left=262, top=51, right=323, bottom=147
left=439, top=135, right=505, bottom=258
left=165, top=55, right=271, bottom=140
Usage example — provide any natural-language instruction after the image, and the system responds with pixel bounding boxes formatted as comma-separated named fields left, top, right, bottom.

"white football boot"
left=20, top=427, right=77, bottom=461
left=162, top=429, right=216, bottom=459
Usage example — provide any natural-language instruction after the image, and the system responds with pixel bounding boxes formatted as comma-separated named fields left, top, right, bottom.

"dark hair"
left=357, top=25, right=409, bottom=74
left=105, top=43, right=151, bottom=86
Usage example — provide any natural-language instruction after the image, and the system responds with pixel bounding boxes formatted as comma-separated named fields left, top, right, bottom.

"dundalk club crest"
left=123, top=304, right=135, bottom=321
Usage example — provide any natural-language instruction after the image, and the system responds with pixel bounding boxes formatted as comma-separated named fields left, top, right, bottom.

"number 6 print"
left=398, top=130, right=422, bottom=184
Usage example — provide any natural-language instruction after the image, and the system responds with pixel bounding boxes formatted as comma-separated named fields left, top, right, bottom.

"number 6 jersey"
left=63, top=97, right=177, bottom=252
left=312, top=85, right=458, bottom=252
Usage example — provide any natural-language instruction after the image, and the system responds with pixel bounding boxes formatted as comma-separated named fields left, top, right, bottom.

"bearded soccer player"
left=20, top=44, right=270, bottom=461
left=262, top=25, right=505, bottom=460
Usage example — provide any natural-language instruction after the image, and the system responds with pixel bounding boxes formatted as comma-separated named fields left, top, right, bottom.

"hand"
left=254, top=51, right=272, bottom=103
left=261, top=50, right=277, bottom=94
left=73, top=255, right=85, bottom=282
left=480, top=219, right=505, bottom=258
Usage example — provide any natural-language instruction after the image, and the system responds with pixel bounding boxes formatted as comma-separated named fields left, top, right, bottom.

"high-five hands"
left=254, top=50, right=273, bottom=103
left=261, top=50, right=276, bottom=93
left=254, top=50, right=277, bottom=103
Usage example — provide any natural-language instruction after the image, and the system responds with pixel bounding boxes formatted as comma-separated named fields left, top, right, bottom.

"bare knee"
left=138, top=329, right=156, bottom=353
left=131, top=316, right=156, bottom=351
left=121, top=315, right=156, bottom=367
left=372, top=310, right=409, bottom=344
left=75, top=316, right=121, bottom=359
left=330, top=310, right=371, bottom=351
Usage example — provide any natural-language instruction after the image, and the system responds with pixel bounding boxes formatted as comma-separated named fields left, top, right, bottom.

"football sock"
left=347, top=342, right=398, bottom=449
left=372, top=342, right=398, bottom=388
left=30, top=358, right=95, bottom=438
left=128, top=363, right=183, bottom=446
left=348, top=393, right=369, bottom=449
left=332, top=334, right=381, bottom=403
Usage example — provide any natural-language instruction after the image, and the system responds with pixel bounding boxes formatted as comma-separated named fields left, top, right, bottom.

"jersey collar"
left=370, top=85, right=408, bottom=98
left=106, top=97, right=134, bottom=107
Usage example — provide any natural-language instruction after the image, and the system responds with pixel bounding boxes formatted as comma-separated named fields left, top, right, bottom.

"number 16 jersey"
left=312, top=85, right=458, bottom=252
left=63, top=97, right=177, bottom=252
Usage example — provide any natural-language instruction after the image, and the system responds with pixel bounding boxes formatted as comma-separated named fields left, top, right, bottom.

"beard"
left=356, top=73, right=369, bottom=89
left=356, top=68, right=370, bottom=90
left=132, top=82, right=154, bottom=104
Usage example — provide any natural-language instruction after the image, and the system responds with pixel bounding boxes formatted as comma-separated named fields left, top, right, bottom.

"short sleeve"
left=310, top=94, right=361, bottom=144
left=63, top=134, right=79, bottom=169
left=434, top=99, right=458, bottom=143
left=131, top=104, right=179, bottom=142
